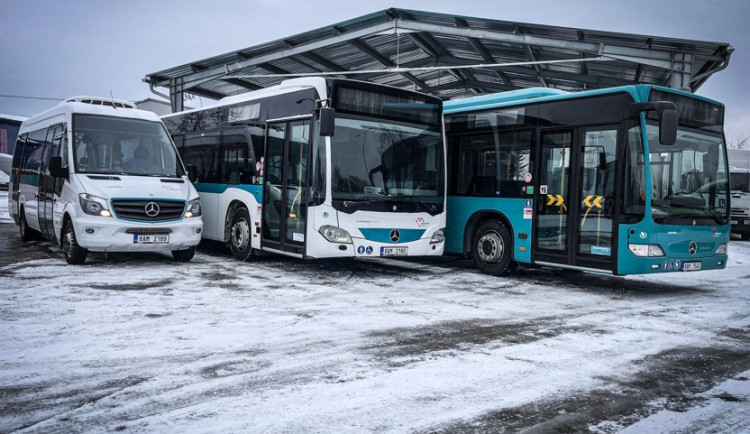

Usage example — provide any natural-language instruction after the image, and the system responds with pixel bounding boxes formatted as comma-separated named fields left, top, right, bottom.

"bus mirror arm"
left=629, top=101, right=678, bottom=146
left=48, top=156, right=68, bottom=179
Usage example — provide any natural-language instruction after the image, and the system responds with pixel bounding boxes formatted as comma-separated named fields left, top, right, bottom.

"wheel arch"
left=223, top=199, right=251, bottom=244
left=463, top=210, right=514, bottom=256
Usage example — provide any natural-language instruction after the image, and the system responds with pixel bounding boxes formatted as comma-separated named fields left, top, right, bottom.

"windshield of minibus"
left=330, top=116, right=444, bottom=215
left=73, top=114, right=183, bottom=177
left=646, top=124, right=729, bottom=225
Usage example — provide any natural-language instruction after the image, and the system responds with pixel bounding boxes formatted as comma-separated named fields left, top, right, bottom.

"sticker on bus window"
left=540, top=185, right=548, bottom=195
left=590, top=246, right=611, bottom=256
left=293, top=232, right=304, bottom=242
left=524, top=173, right=533, bottom=183
left=523, top=208, right=533, bottom=219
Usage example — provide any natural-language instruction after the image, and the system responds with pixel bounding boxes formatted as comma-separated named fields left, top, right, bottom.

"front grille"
left=111, top=199, right=185, bottom=222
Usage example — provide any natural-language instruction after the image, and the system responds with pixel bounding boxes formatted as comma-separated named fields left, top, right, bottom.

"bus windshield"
left=646, top=124, right=729, bottom=225
left=330, top=116, right=444, bottom=214
left=73, top=114, right=183, bottom=177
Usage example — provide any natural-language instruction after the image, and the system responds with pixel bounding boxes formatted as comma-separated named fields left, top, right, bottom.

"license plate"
left=731, top=220, right=738, bottom=225
left=682, top=261, right=701, bottom=272
left=745, top=219, right=750, bottom=225
left=380, top=247, right=408, bottom=256
left=134, top=234, right=169, bottom=244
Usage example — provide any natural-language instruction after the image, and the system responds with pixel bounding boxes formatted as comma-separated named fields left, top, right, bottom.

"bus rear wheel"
left=61, top=220, right=87, bottom=265
left=472, top=220, right=513, bottom=276
left=229, top=207, right=254, bottom=261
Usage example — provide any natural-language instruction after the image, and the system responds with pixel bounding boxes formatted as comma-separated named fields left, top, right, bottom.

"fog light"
left=85, top=228, right=95, bottom=234
left=196, top=228, right=202, bottom=234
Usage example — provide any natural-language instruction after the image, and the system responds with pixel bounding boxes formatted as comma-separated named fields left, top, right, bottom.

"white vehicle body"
left=730, top=166, right=750, bottom=240
left=8, top=97, right=203, bottom=264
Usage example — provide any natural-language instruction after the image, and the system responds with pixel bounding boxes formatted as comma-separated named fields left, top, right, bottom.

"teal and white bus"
left=443, top=85, right=729, bottom=275
left=162, top=77, right=446, bottom=261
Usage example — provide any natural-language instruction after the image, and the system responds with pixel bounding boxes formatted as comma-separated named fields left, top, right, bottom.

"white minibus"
left=9, top=96, right=203, bottom=264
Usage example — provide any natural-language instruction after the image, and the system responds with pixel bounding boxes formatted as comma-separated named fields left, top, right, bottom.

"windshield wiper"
left=342, top=198, right=384, bottom=209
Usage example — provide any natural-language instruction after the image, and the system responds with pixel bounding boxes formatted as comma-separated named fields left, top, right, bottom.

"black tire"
left=172, top=246, right=196, bottom=262
left=229, top=207, right=254, bottom=261
left=61, top=220, right=87, bottom=265
left=19, top=209, right=40, bottom=242
left=472, top=220, right=514, bottom=276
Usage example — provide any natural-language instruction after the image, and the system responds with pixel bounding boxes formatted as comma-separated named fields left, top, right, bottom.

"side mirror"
left=48, top=156, right=68, bottom=178
left=629, top=101, right=678, bottom=146
left=318, top=107, right=335, bottom=137
left=187, top=165, right=198, bottom=183
left=659, top=108, right=678, bottom=146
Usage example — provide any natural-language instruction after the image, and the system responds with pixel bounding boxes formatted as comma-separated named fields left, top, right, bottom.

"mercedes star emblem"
left=144, top=202, right=160, bottom=217
left=389, top=229, right=401, bottom=243
left=689, top=241, right=697, bottom=255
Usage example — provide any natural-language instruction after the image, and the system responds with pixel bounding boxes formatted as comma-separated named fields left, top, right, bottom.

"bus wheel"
left=472, top=220, right=513, bottom=276
left=172, top=246, right=196, bottom=262
left=61, top=220, right=87, bottom=265
left=19, top=210, right=40, bottom=242
left=229, top=207, right=254, bottom=261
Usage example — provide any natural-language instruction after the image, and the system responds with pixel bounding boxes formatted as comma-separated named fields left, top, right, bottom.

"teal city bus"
left=443, top=85, right=730, bottom=275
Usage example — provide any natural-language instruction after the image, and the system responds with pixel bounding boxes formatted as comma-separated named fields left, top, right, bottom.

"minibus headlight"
left=715, top=243, right=727, bottom=255
left=185, top=198, right=201, bottom=218
left=319, top=225, right=352, bottom=244
left=79, top=194, right=111, bottom=217
left=628, top=243, right=665, bottom=257
left=430, top=228, right=445, bottom=244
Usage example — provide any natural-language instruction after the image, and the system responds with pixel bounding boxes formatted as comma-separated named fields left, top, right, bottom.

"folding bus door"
left=533, top=126, right=617, bottom=272
left=261, top=119, right=311, bottom=256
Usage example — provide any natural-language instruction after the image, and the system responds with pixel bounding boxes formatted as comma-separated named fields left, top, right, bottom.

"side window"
left=222, top=132, right=254, bottom=185
left=11, top=133, right=27, bottom=170
left=183, top=131, right=220, bottom=183
left=451, top=129, right=532, bottom=197
left=24, top=129, right=47, bottom=173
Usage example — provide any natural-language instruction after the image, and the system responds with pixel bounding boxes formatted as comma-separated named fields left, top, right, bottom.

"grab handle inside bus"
left=629, top=101, right=678, bottom=145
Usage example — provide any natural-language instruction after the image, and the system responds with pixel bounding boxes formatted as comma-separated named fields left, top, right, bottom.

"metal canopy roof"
left=143, top=8, right=733, bottom=112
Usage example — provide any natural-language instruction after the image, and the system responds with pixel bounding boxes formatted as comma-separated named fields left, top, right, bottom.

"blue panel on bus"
left=194, top=183, right=262, bottom=196
left=359, top=228, right=425, bottom=244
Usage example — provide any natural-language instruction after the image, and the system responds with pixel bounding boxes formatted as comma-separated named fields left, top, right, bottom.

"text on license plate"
left=133, top=234, right=169, bottom=244
left=380, top=247, right=408, bottom=256
left=682, top=261, right=701, bottom=272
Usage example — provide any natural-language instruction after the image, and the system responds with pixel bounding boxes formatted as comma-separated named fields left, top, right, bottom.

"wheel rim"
left=62, top=229, right=73, bottom=258
left=477, top=231, right=504, bottom=264
left=231, top=218, right=250, bottom=251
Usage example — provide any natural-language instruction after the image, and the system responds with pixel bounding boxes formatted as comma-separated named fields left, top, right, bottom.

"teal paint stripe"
left=195, top=183, right=263, bottom=195
left=359, top=228, right=425, bottom=244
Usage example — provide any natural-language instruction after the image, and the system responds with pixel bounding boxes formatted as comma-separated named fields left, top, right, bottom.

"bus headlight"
left=628, top=243, right=665, bottom=257
left=185, top=198, right=201, bottom=218
left=715, top=243, right=727, bottom=255
left=430, top=228, right=445, bottom=244
left=319, top=225, right=352, bottom=244
left=79, top=194, right=111, bottom=217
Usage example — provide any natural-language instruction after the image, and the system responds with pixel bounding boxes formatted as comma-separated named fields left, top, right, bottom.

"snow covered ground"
left=1, top=189, right=749, bottom=433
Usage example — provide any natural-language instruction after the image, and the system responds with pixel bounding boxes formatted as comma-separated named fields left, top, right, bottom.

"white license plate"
left=380, top=247, right=408, bottom=256
left=731, top=220, right=738, bottom=225
left=134, top=234, right=169, bottom=244
left=682, top=261, right=701, bottom=272
left=745, top=219, right=750, bottom=225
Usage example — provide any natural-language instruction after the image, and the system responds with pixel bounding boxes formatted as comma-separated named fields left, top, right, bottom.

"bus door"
left=534, top=127, right=617, bottom=272
left=38, top=125, right=63, bottom=243
left=261, top=119, right=311, bottom=256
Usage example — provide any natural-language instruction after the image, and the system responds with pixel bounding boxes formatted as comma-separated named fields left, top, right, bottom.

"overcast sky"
left=2, top=0, right=749, bottom=141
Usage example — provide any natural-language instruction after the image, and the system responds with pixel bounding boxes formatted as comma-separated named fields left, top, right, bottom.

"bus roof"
left=20, top=96, right=161, bottom=132
left=443, top=84, right=723, bottom=114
